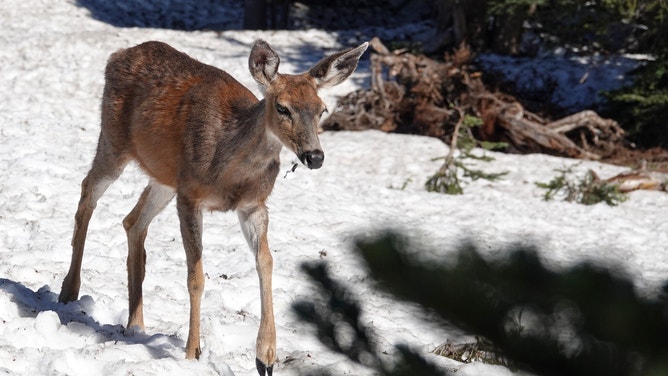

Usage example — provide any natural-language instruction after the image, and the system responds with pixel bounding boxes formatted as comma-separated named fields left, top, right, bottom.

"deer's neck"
left=190, top=99, right=282, bottom=211
left=238, top=99, right=282, bottom=157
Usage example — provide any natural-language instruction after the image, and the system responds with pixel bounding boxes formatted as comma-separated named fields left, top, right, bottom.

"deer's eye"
left=276, top=103, right=290, bottom=117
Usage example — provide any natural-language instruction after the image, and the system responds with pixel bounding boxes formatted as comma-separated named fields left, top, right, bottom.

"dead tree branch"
left=322, top=37, right=626, bottom=161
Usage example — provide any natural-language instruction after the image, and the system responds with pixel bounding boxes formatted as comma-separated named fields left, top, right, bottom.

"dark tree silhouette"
left=294, top=231, right=668, bottom=375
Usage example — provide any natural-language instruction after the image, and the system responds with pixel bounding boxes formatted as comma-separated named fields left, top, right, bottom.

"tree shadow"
left=216, top=32, right=370, bottom=76
left=74, top=0, right=372, bottom=116
left=75, top=0, right=243, bottom=30
left=0, top=278, right=183, bottom=360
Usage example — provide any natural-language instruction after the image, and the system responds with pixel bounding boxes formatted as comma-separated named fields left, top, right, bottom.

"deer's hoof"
left=256, top=357, right=273, bottom=376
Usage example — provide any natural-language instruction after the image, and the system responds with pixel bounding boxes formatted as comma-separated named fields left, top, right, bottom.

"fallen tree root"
left=322, top=37, right=626, bottom=161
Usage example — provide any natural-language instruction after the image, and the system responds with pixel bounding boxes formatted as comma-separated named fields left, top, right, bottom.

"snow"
left=1, top=1, right=667, bottom=375
left=475, top=51, right=648, bottom=113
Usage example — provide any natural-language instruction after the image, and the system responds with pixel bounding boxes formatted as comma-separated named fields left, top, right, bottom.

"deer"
left=57, top=39, right=368, bottom=375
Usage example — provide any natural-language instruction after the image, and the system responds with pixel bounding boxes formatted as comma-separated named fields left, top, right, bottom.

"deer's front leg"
left=238, top=205, right=276, bottom=376
left=177, top=196, right=205, bottom=360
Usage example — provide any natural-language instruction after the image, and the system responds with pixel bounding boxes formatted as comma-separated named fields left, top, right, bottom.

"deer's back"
left=103, top=41, right=258, bottom=126
left=101, top=41, right=262, bottom=191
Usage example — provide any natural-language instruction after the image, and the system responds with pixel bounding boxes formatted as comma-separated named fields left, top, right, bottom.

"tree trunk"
left=244, top=0, right=267, bottom=29
left=268, top=0, right=290, bottom=29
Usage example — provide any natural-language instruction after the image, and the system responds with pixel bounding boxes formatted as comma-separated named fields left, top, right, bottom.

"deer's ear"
left=249, top=39, right=280, bottom=87
left=309, top=42, right=368, bottom=89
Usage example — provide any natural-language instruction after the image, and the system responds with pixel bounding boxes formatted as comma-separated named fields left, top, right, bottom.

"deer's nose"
left=301, top=150, right=324, bottom=169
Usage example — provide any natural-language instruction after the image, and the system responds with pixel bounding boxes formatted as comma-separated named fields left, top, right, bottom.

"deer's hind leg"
left=60, top=134, right=130, bottom=303
left=123, top=180, right=175, bottom=334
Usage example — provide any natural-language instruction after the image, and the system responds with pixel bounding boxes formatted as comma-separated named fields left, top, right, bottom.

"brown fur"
left=58, top=39, right=367, bottom=373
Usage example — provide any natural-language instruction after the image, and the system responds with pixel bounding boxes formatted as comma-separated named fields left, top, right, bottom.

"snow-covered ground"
left=1, top=1, right=667, bottom=375
left=476, top=51, right=648, bottom=114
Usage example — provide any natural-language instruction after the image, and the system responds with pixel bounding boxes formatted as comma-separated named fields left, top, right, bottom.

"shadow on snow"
left=75, top=0, right=243, bottom=31
left=74, top=0, right=371, bottom=77
left=0, top=278, right=183, bottom=360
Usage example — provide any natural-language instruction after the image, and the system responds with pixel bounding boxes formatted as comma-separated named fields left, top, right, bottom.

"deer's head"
left=249, top=39, right=368, bottom=170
